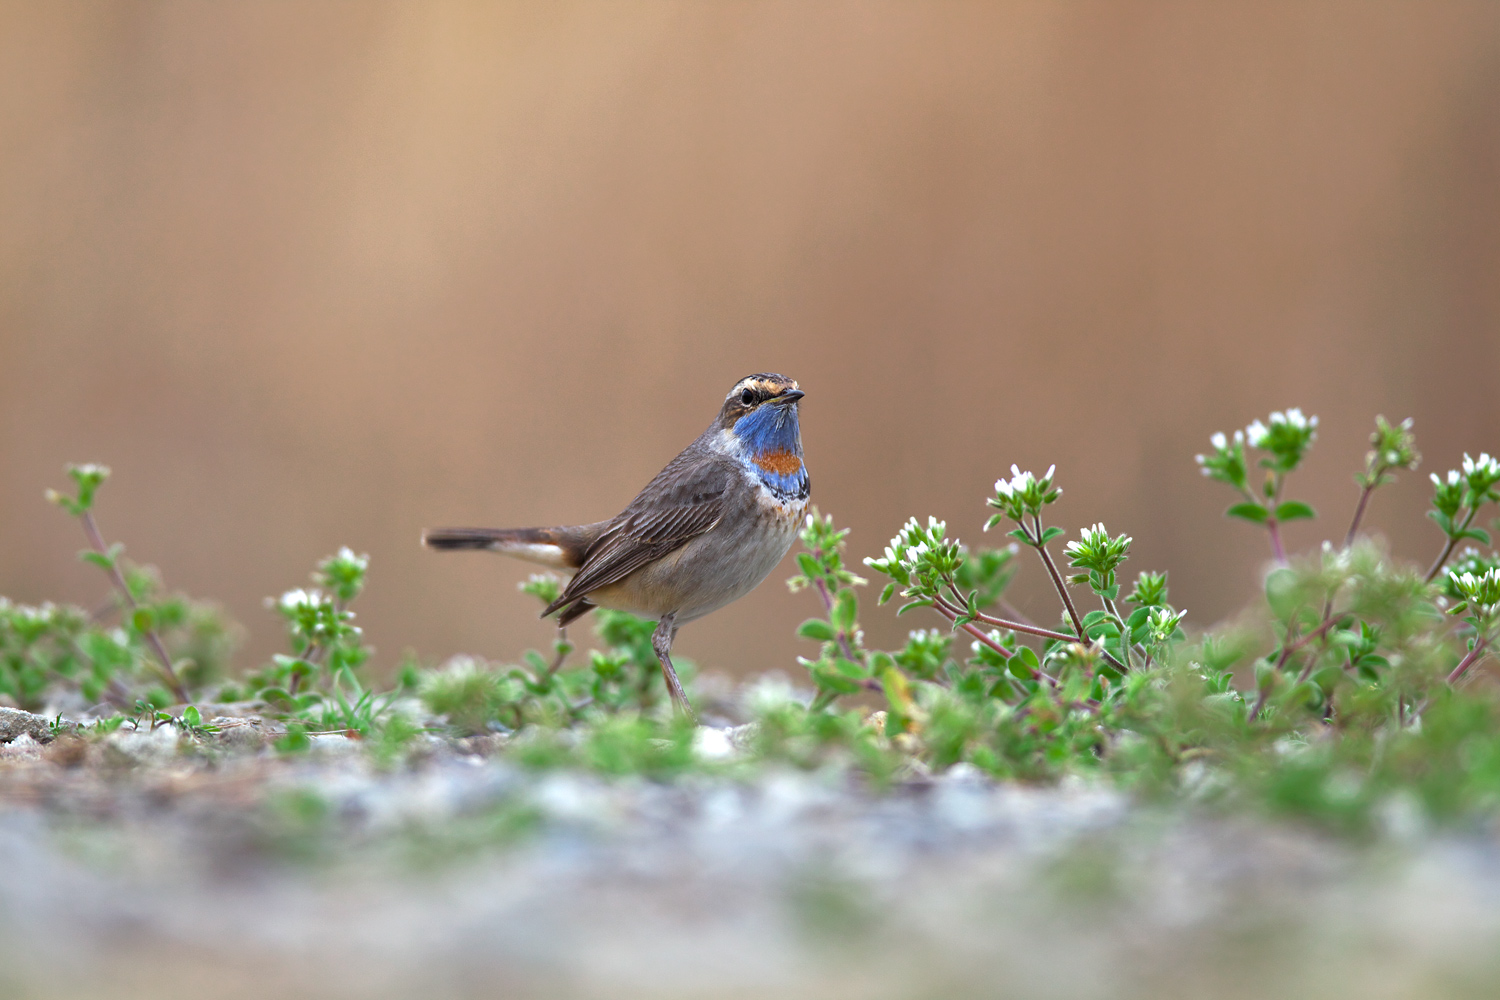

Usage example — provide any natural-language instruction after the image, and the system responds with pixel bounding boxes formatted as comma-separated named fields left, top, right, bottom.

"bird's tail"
left=421, top=524, right=602, bottom=570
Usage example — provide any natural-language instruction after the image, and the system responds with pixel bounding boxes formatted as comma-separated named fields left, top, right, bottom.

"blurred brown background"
left=3, top=2, right=1499, bottom=681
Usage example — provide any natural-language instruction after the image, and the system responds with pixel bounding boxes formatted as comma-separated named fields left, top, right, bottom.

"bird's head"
left=715, top=374, right=806, bottom=483
left=715, top=373, right=804, bottom=429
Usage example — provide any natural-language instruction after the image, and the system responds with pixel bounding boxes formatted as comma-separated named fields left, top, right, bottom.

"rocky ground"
left=3, top=706, right=1500, bottom=1000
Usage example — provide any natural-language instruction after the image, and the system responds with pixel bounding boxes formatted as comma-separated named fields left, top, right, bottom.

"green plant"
left=778, top=411, right=1500, bottom=832
left=417, top=574, right=689, bottom=736
left=1195, top=409, right=1322, bottom=563
left=0, top=465, right=238, bottom=712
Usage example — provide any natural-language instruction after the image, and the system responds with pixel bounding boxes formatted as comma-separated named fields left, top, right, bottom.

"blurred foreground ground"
left=4, top=710, right=1500, bottom=1000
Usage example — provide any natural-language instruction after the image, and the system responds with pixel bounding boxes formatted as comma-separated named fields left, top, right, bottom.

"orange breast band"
left=753, top=449, right=803, bottom=476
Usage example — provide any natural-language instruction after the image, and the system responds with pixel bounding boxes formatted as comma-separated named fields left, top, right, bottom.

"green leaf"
left=1265, top=568, right=1301, bottom=620
left=811, top=665, right=862, bottom=695
left=796, top=553, right=820, bottom=578
left=182, top=705, right=201, bottom=727
left=833, top=657, right=869, bottom=680
left=1081, top=610, right=1112, bottom=630
left=1126, top=607, right=1152, bottom=630
left=831, top=589, right=858, bottom=633
left=1275, top=501, right=1317, bottom=522
left=1285, top=681, right=1318, bottom=707
left=130, top=607, right=156, bottom=633
left=259, top=687, right=296, bottom=710
left=1087, top=621, right=1120, bottom=640
left=1253, top=659, right=1277, bottom=688
left=878, top=583, right=896, bottom=605
left=1226, top=502, right=1269, bottom=523
left=1039, top=526, right=1066, bottom=545
left=1460, top=527, right=1492, bottom=545
left=797, top=619, right=836, bottom=642
left=80, top=551, right=116, bottom=571
left=275, top=725, right=310, bottom=754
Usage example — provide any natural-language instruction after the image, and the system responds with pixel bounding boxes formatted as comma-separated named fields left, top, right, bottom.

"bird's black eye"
left=740, top=388, right=756, bottom=406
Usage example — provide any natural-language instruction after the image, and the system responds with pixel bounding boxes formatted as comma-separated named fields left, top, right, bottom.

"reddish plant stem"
left=79, top=511, right=188, bottom=704
left=1343, top=482, right=1378, bottom=549
left=1027, top=514, right=1087, bottom=639
left=544, top=627, right=571, bottom=679
left=1266, top=518, right=1288, bottom=564
left=1426, top=508, right=1478, bottom=583
left=933, top=594, right=1071, bottom=644
left=1248, top=614, right=1348, bottom=721
left=930, top=598, right=1061, bottom=689
left=931, top=597, right=1013, bottom=661
left=812, top=576, right=859, bottom=664
left=932, top=594, right=1115, bottom=682
left=1448, top=636, right=1492, bottom=685
left=961, top=602, right=1130, bottom=674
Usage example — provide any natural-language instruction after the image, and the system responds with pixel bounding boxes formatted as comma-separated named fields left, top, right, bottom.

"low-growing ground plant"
left=3, top=465, right=236, bottom=713
left=784, top=411, right=1500, bottom=833
left=4, top=412, right=1500, bottom=837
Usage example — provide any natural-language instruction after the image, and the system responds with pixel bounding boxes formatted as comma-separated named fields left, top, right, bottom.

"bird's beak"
left=774, top=389, right=805, bottom=405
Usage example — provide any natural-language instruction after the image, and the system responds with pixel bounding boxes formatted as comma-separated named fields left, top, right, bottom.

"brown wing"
left=543, top=449, right=732, bottom=617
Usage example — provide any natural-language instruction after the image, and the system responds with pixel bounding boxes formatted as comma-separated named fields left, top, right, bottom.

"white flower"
left=1004, top=466, right=1036, bottom=493
left=1246, top=419, right=1269, bottom=447
left=1462, top=452, right=1500, bottom=479
left=1450, top=567, right=1500, bottom=608
left=1210, top=432, right=1227, bottom=451
left=278, top=588, right=328, bottom=611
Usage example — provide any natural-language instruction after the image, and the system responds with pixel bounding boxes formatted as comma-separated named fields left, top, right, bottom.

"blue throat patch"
left=733, top=404, right=808, bottom=501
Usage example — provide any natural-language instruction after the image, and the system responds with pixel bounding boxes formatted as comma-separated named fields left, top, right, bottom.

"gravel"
left=2, top=722, right=1500, bottom=1000
left=0, top=707, right=49, bottom=744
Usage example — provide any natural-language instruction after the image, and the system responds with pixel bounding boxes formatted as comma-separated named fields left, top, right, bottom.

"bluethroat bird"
left=423, top=373, right=809, bottom=719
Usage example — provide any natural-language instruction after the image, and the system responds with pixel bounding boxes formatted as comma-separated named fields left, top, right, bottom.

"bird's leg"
left=651, top=614, right=695, bottom=722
